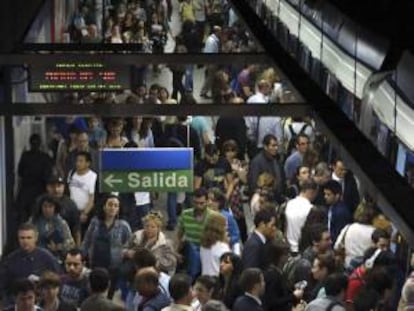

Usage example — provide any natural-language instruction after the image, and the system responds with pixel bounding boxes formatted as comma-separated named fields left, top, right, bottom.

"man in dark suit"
left=241, top=209, right=276, bottom=269
left=324, top=180, right=353, bottom=244
left=232, top=268, right=265, bottom=311
left=80, top=268, right=124, bottom=311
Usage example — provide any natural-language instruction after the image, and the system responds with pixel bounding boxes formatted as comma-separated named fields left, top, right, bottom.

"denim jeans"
left=167, top=192, right=177, bottom=227
left=185, top=242, right=201, bottom=281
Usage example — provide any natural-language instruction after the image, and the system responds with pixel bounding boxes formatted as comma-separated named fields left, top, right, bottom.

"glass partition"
left=248, top=0, right=414, bottom=188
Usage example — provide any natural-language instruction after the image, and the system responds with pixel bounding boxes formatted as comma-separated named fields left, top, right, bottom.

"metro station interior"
left=1, top=0, right=414, bottom=310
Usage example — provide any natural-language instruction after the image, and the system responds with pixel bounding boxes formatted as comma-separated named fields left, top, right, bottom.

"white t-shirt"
left=68, top=170, right=97, bottom=211
left=285, top=196, right=313, bottom=252
left=200, top=241, right=230, bottom=276
left=334, top=223, right=375, bottom=267
left=134, top=192, right=151, bottom=206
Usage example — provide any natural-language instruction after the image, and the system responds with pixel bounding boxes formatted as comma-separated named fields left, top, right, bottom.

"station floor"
left=146, top=0, right=212, bottom=105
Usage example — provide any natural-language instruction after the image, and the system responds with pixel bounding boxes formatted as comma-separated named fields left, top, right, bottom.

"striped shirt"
left=178, top=208, right=215, bottom=245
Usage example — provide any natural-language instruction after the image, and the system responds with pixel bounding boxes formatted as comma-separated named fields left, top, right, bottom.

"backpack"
left=286, top=123, right=309, bottom=156
left=282, top=254, right=302, bottom=289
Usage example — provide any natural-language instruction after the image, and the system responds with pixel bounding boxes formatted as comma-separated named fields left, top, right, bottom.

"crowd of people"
left=2, top=104, right=413, bottom=311
left=3, top=1, right=414, bottom=311
left=63, top=0, right=265, bottom=104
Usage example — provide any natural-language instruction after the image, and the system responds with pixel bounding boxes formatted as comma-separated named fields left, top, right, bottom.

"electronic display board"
left=29, top=62, right=131, bottom=92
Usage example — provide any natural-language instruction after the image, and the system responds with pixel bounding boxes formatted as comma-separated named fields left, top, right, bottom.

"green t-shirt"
left=178, top=208, right=215, bottom=245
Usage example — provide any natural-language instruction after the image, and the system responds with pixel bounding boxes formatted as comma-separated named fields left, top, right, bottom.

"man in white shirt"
left=285, top=179, right=318, bottom=254
left=68, top=151, right=97, bottom=224
left=245, top=80, right=283, bottom=151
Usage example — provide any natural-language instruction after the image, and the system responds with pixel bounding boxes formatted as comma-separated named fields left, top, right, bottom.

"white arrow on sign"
left=104, top=174, right=123, bottom=188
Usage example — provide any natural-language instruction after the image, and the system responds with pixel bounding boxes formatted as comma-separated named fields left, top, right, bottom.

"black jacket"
left=241, top=232, right=265, bottom=269
left=263, top=265, right=296, bottom=311
left=233, top=295, right=263, bottom=311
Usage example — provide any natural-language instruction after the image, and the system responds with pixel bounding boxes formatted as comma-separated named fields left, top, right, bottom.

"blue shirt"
left=284, top=151, right=303, bottom=181
left=221, top=209, right=241, bottom=247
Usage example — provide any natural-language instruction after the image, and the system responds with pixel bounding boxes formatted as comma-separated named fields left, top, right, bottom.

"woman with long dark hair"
left=128, top=117, right=154, bottom=148
left=81, top=194, right=132, bottom=298
left=218, top=252, right=243, bottom=309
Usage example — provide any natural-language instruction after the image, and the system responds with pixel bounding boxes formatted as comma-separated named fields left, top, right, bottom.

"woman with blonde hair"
left=124, top=211, right=177, bottom=274
left=200, top=213, right=231, bottom=276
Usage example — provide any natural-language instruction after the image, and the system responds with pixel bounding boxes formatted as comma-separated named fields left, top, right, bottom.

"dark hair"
left=263, top=240, right=289, bottom=268
left=149, top=83, right=160, bottom=93
left=208, top=188, right=226, bottom=210
left=12, top=279, right=36, bottom=296
left=296, top=133, right=309, bottom=145
left=309, top=224, right=329, bottom=245
left=323, top=180, right=342, bottom=195
left=89, top=268, right=110, bottom=293
left=298, top=208, right=328, bottom=252
left=239, top=268, right=263, bottom=292
left=33, top=195, right=61, bottom=220
left=180, top=93, right=197, bottom=105
left=124, top=141, right=138, bottom=148
left=372, top=229, right=390, bottom=244
left=18, top=222, right=38, bottom=233
left=133, top=247, right=157, bottom=268
left=315, top=253, right=337, bottom=275
left=169, top=274, right=192, bottom=302
left=194, top=187, right=208, bottom=199
left=159, top=86, right=170, bottom=98
left=195, top=275, right=218, bottom=293
left=253, top=209, right=275, bottom=228
left=364, top=266, right=393, bottom=296
left=76, top=151, right=92, bottom=163
left=65, top=248, right=83, bottom=260
left=96, top=194, right=120, bottom=221
left=220, top=252, right=243, bottom=278
left=299, top=178, right=318, bottom=192
left=68, top=125, right=81, bottom=135
left=294, top=165, right=310, bottom=179
left=373, top=250, right=396, bottom=268
left=324, top=273, right=348, bottom=296
left=222, top=140, right=239, bottom=154
left=138, top=118, right=152, bottom=139
left=263, top=134, right=277, bottom=147
left=353, top=288, right=382, bottom=311
left=29, top=133, right=41, bottom=145
left=205, top=144, right=219, bottom=156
